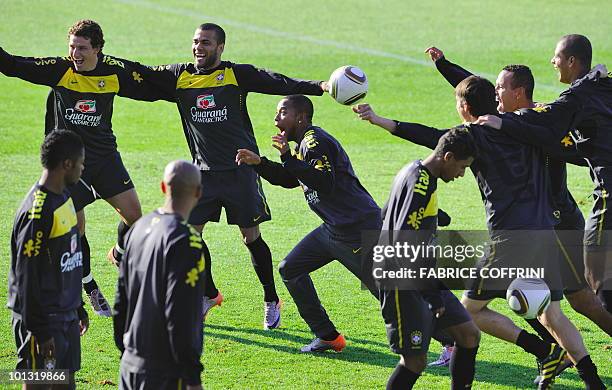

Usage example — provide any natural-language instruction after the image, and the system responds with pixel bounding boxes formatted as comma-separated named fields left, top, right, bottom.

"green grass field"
left=0, top=0, right=611, bottom=388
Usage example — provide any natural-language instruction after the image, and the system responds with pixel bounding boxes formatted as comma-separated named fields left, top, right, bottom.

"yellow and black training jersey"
left=113, top=210, right=204, bottom=386
left=8, top=183, right=83, bottom=331
left=0, top=48, right=168, bottom=165
left=141, top=61, right=323, bottom=171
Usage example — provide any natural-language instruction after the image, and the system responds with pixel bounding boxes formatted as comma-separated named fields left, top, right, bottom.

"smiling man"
left=0, top=20, right=170, bottom=317
left=139, top=24, right=329, bottom=329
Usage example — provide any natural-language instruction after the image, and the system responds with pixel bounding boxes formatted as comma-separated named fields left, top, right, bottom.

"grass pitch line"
left=113, top=0, right=562, bottom=91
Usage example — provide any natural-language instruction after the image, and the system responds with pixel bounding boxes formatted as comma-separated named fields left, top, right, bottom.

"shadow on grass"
left=205, top=324, right=598, bottom=388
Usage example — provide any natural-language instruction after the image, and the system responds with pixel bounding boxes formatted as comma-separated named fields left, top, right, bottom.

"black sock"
left=515, top=330, right=550, bottom=360
left=112, top=220, right=131, bottom=262
left=525, top=318, right=557, bottom=344
left=450, top=345, right=478, bottom=390
left=81, top=234, right=98, bottom=294
left=386, top=364, right=419, bottom=390
left=576, top=355, right=605, bottom=389
left=321, top=330, right=340, bottom=341
left=246, top=235, right=279, bottom=303
left=202, top=240, right=218, bottom=298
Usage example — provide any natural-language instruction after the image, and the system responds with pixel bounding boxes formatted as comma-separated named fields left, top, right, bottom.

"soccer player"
left=9, top=129, right=89, bottom=389
left=476, top=35, right=612, bottom=315
left=0, top=20, right=169, bottom=316
left=354, top=75, right=606, bottom=389
left=139, top=23, right=328, bottom=328
left=236, top=95, right=381, bottom=351
left=377, top=128, right=481, bottom=390
left=113, top=160, right=205, bottom=390
left=425, top=48, right=612, bottom=376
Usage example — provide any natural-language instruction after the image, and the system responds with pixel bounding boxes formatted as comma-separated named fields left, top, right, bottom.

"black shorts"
left=13, top=317, right=80, bottom=373
left=119, top=365, right=190, bottom=390
left=69, top=151, right=134, bottom=211
left=464, top=230, right=564, bottom=302
left=584, top=188, right=612, bottom=252
left=556, top=208, right=588, bottom=293
left=188, top=166, right=271, bottom=227
left=381, top=289, right=471, bottom=356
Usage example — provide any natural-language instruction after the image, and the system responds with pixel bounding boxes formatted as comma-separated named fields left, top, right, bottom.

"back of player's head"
left=284, top=95, right=314, bottom=122
left=434, top=127, right=478, bottom=161
left=455, top=76, right=497, bottom=117
left=41, top=130, right=84, bottom=170
left=198, top=23, right=226, bottom=44
left=68, top=19, right=105, bottom=49
left=502, top=64, right=535, bottom=100
left=163, top=160, right=201, bottom=199
left=559, top=34, right=592, bottom=69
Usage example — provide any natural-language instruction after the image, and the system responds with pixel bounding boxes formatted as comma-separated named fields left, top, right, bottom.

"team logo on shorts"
left=196, top=94, right=216, bottom=109
left=410, top=331, right=422, bottom=346
left=74, top=99, right=96, bottom=113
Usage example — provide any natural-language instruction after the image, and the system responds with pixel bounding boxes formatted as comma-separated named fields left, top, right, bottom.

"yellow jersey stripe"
left=57, top=68, right=119, bottom=93
left=176, top=68, right=238, bottom=90
left=395, top=288, right=403, bottom=349
left=49, top=198, right=78, bottom=239
left=422, top=190, right=438, bottom=218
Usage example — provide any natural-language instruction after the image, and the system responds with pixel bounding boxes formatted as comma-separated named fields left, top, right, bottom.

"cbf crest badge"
left=410, top=331, right=422, bottom=346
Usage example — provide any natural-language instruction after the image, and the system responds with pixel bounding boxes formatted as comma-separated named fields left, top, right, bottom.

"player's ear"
left=160, top=181, right=167, bottom=195
left=62, top=158, right=74, bottom=170
left=217, top=42, right=225, bottom=56
left=443, top=151, right=455, bottom=162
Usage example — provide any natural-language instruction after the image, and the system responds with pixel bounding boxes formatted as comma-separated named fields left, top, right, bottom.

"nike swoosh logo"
left=352, top=247, right=362, bottom=254
left=123, top=179, right=132, bottom=185
left=253, top=215, right=262, bottom=222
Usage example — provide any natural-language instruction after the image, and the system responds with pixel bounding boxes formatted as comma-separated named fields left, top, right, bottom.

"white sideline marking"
left=113, top=0, right=562, bottom=94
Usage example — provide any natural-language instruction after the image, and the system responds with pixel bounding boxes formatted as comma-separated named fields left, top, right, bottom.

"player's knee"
left=540, top=301, right=562, bottom=328
left=567, top=289, right=601, bottom=316
left=400, top=354, right=426, bottom=374
left=278, top=259, right=291, bottom=281
left=457, top=324, right=481, bottom=348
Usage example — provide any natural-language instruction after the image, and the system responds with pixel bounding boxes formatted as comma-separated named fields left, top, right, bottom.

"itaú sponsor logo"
left=190, top=105, right=228, bottom=123
left=60, top=251, right=83, bottom=273
left=64, top=108, right=102, bottom=127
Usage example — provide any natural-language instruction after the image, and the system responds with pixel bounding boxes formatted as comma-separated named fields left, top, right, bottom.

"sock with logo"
left=515, top=330, right=550, bottom=360
left=81, top=234, right=98, bottom=294
left=202, top=240, right=218, bottom=298
left=576, top=355, right=605, bottom=389
left=386, top=363, right=419, bottom=390
left=246, top=235, right=279, bottom=303
left=450, top=345, right=478, bottom=389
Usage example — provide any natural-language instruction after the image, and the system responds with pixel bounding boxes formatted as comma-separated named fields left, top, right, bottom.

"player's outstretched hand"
left=79, top=315, right=90, bottom=336
left=425, top=47, right=444, bottom=62
left=320, top=80, right=330, bottom=93
left=272, top=131, right=290, bottom=155
left=236, top=149, right=261, bottom=166
left=473, top=115, right=502, bottom=129
left=353, top=103, right=379, bottom=124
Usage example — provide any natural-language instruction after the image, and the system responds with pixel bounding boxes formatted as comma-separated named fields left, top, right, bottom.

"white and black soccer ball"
left=328, top=65, right=368, bottom=105
left=506, top=278, right=551, bottom=319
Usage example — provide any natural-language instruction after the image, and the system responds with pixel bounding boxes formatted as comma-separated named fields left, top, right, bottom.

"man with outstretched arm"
left=0, top=20, right=171, bottom=316
left=236, top=94, right=380, bottom=352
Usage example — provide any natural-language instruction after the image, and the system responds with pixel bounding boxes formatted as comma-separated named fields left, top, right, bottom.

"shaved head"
left=163, top=160, right=201, bottom=199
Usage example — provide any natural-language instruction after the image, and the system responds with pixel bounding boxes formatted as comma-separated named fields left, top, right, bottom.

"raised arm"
left=353, top=103, right=446, bottom=149
left=425, top=47, right=473, bottom=88
left=234, top=63, right=326, bottom=96
left=0, top=47, right=69, bottom=86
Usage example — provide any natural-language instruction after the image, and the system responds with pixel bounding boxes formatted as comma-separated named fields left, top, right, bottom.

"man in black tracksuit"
left=113, top=161, right=205, bottom=390
left=236, top=95, right=380, bottom=352
left=9, top=130, right=89, bottom=389
left=137, top=23, right=328, bottom=327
